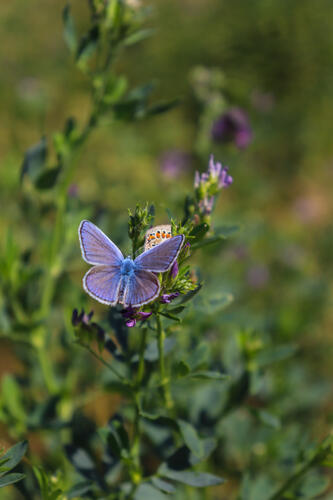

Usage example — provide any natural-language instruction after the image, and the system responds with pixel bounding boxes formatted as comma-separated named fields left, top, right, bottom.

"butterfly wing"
left=83, top=265, right=122, bottom=305
left=79, top=220, right=124, bottom=265
left=134, top=234, right=184, bottom=273
left=122, top=270, right=161, bottom=308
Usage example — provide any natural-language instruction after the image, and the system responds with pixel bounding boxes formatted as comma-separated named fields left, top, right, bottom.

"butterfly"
left=144, top=224, right=172, bottom=251
left=79, top=220, right=184, bottom=308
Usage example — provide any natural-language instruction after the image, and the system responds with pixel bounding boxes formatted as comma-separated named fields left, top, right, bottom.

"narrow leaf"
left=0, top=473, right=26, bottom=488
left=0, top=441, right=28, bottom=474
left=63, top=4, right=77, bottom=53
left=160, top=466, right=224, bottom=487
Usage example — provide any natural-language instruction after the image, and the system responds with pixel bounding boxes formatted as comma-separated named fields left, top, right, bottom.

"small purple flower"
left=195, top=155, right=233, bottom=190
left=71, top=308, right=105, bottom=342
left=160, top=292, right=180, bottom=304
left=68, top=183, right=78, bottom=198
left=211, top=108, right=252, bottom=149
left=160, top=150, right=191, bottom=179
left=171, top=261, right=179, bottom=279
left=72, top=308, right=94, bottom=327
left=121, top=307, right=152, bottom=328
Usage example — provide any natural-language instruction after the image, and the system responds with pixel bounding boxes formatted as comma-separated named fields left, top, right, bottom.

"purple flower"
left=71, top=308, right=105, bottom=341
left=72, top=308, right=94, bottom=327
left=160, top=292, right=180, bottom=304
left=121, top=307, right=152, bottom=328
left=160, top=150, right=191, bottom=179
left=211, top=108, right=252, bottom=149
left=195, top=155, right=233, bottom=190
left=171, top=261, right=179, bottom=279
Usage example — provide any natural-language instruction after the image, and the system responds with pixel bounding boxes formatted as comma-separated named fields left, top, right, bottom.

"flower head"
left=194, top=155, right=233, bottom=217
left=211, top=108, right=252, bottom=150
left=121, top=307, right=152, bottom=328
left=160, top=292, right=180, bottom=304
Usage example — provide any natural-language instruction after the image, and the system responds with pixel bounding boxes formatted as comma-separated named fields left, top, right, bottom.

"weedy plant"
left=1, top=1, right=333, bottom=500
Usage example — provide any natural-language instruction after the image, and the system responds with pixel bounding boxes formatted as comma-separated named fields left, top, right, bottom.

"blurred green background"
left=1, top=0, right=333, bottom=498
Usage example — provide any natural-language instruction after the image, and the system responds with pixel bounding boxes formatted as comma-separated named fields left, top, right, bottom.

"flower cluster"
left=121, top=307, right=153, bottom=328
left=194, top=154, right=233, bottom=218
left=211, top=107, right=252, bottom=149
left=72, top=308, right=105, bottom=345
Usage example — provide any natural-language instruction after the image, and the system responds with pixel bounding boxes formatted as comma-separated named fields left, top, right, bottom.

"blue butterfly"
left=79, top=220, right=184, bottom=308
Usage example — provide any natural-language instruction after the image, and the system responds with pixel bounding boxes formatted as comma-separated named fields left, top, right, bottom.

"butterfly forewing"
left=83, top=265, right=122, bottom=305
left=122, top=269, right=161, bottom=308
left=134, top=234, right=184, bottom=273
left=79, top=220, right=124, bottom=266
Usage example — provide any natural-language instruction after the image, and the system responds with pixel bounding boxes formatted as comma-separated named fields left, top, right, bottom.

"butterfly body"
left=79, top=220, right=184, bottom=308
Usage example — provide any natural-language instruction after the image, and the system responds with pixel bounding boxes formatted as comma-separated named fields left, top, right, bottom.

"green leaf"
left=66, top=481, right=93, bottom=499
left=255, top=410, right=281, bottom=430
left=0, top=441, right=28, bottom=476
left=195, top=291, right=233, bottom=315
left=186, top=371, right=230, bottom=381
left=189, top=223, right=210, bottom=242
left=63, top=4, right=77, bottom=53
left=192, top=224, right=240, bottom=249
left=144, top=99, right=179, bottom=117
left=34, top=166, right=61, bottom=190
left=135, top=483, right=168, bottom=500
left=76, top=27, right=99, bottom=70
left=186, top=343, right=209, bottom=370
left=159, top=311, right=181, bottom=322
left=131, top=337, right=176, bottom=363
left=151, top=477, right=176, bottom=494
left=177, top=284, right=202, bottom=304
left=298, top=473, right=329, bottom=499
left=123, top=28, right=155, bottom=46
left=159, top=466, right=224, bottom=487
left=177, top=420, right=204, bottom=458
left=0, top=473, right=26, bottom=488
left=174, top=360, right=190, bottom=378
left=1, top=375, right=26, bottom=423
left=256, top=344, right=298, bottom=368
left=20, top=137, right=47, bottom=183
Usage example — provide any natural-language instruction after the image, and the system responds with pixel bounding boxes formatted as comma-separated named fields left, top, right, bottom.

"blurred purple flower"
left=121, top=307, right=152, bottom=328
left=160, top=150, right=191, bottom=179
left=211, top=108, right=252, bottom=149
left=160, top=292, right=180, bottom=304
left=247, top=264, right=270, bottom=289
left=68, top=183, right=78, bottom=198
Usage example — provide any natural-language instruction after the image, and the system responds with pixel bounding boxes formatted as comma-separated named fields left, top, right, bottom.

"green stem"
left=128, top=329, right=148, bottom=498
left=156, top=314, right=173, bottom=410
left=84, top=344, right=127, bottom=383
left=267, top=443, right=330, bottom=500
left=34, top=113, right=98, bottom=393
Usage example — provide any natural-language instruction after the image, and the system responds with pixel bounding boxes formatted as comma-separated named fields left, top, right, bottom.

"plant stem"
left=156, top=314, right=173, bottom=410
left=129, top=329, right=148, bottom=498
left=84, top=344, right=127, bottom=382
left=267, top=441, right=331, bottom=500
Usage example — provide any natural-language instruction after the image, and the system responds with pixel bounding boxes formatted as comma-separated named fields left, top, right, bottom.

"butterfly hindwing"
left=79, top=220, right=124, bottom=266
left=122, top=269, right=161, bottom=308
left=83, top=265, right=122, bottom=305
left=134, top=234, right=184, bottom=273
